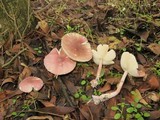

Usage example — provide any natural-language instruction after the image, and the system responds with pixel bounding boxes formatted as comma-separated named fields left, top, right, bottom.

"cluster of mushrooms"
left=18, top=33, right=145, bottom=105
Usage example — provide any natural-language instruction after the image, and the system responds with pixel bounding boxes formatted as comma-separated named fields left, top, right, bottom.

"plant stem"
left=2, top=48, right=27, bottom=68
left=96, top=59, right=103, bottom=80
left=92, top=71, right=128, bottom=104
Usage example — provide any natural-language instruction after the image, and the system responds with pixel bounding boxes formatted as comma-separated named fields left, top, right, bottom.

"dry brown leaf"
left=137, top=53, right=147, bottom=65
left=107, top=77, right=120, bottom=85
left=139, top=31, right=150, bottom=42
left=26, top=116, right=53, bottom=120
left=104, top=98, right=117, bottom=119
left=38, top=20, right=49, bottom=33
left=98, top=83, right=111, bottom=93
left=147, top=92, right=160, bottom=102
left=148, top=43, right=160, bottom=55
left=88, top=102, right=102, bottom=120
left=149, top=110, right=160, bottom=120
left=38, top=106, right=75, bottom=115
left=19, top=66, right=31, bottom=80
left=40, top=100, right=55, bottom=107
left=147, top=75, right=160, bottom=89
left=79, top=105, right=91, bottom=120
left=0, top=66, right=4, bottom=79
left=1, top=77, right=14, bottom=87
left=9, top=44, right=21, bottom=53
left=132, top=89, right=148, bottom=105
left=64, top=80, right=78, bottom=94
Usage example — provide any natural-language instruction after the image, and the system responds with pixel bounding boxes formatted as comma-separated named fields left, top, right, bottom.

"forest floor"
left=0, top=0, right=160, bottom=120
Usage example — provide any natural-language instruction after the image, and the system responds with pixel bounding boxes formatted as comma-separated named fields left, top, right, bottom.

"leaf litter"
left=0, top=0, right=160, bottom=119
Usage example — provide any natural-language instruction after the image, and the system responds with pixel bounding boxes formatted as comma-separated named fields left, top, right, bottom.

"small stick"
left=2, top=48, right=27, bottom=68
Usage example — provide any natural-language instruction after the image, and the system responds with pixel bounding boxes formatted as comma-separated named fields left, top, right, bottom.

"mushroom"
left=19, top=76, right=44, bottom=93
left=61, top=33, right=92, bottom=62
left=92, top=52, right=145, bottom=104
left=90, top=44, right=116, bottom=87
left=44, top=48, right=76, bottom=76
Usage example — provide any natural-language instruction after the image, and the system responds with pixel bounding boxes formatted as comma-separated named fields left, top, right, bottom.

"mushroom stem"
left=92, top=71, right=128, bottom=104
left=96, top=59, right=103, bottom=80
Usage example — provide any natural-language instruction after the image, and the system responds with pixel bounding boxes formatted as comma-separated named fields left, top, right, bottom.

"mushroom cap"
left=44, top=48, right=76, bottom=75
left=120, top=52, right=145, bottom=77
left=92, top=44, right=116, bottom=65
left=61, top=33, right=92, bottom=62
left=19, top=76, right=44, bottom=93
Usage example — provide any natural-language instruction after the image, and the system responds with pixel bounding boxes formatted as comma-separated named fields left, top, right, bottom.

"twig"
left=57, top=77, right=74, bottom=107
left=2, top=48, right=27, bottom=68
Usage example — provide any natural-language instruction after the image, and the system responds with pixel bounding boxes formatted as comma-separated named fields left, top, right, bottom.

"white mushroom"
left=90, top=44, right=116, bottom=87
left=92, top=52, right=145, bottom=104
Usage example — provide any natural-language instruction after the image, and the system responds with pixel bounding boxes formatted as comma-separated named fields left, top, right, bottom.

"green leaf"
left=126, top=107, right=134, bottom=113
left=131, top=91, right=136, bottom=95
left=136, top=103, right=142, bottom=109
left=135, top=113, right=142, bottom=118
left=11, top=112, right=17, bottom=116
left=111, top=106, right=119, bottom=111
left=80, top=80, right=87, bottom=86
left=19, top=113, right=25, bottom=117
left=137, top=117, right=144, bottom=120
left=114, top=113, right=121, bottom=119
left=80, top=95, right=89, bottom=101
left=74, top=93, right=80, bottom=98
left=143, top=112, right=150, bottom=117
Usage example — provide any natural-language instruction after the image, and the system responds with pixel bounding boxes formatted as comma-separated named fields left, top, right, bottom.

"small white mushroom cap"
left=120, top=52, right=145, bottom=77
left=19, top=76, right=44, bottom=93
left=61, top=33, right=92, bottom=62
left=44, top=48, right=76, bottom=75
left=92, top=44, right=116, bottom=65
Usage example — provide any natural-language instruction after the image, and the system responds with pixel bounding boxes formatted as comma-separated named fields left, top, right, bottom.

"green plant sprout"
left=65, top=24, right=81, bottom=33
left=152, top=61, right=160, bottom=76
left=74, top=89, right=91, bottom=102
left=112, top=92, right=150, bottom=120
left=34, top=46, right=42, bottom=54
left=109, top=71, right=122, bottom=78
left=112, top=102, right=150, bottom=120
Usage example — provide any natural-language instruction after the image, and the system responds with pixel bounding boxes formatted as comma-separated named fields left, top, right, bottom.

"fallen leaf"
left=148, top=43, right=160, bottom=55
left=79, top=105, right=91, bottom=120
left=139, top=31, right=150, bottom=42
left=19, top=66, right=32, bottom=80
left=98, top=83, right=111, bottom=93
left=104, top=98, right=117, bottom=119
left=64, top=80, right=78, bottom=94
left=38, top=20, right=49, bottom=33
left=0, top=66, right=4, bottom=79
left=38, top=106, right=75, bottom=115
left=147, top=75, right=160, bottom=89
left=88, top=102, right=102, bottom=120
left=26, top=115, right=53, bottom=120
left=131, top=89, right=148, bottom=105
left=136, top=53, right=147, bottom=65
left=9, top=44, right=21, bottom=53
left=147, top=92, right=160, bottom=102
left=1, top=77, right=14, bottom=87
left=40, top=100, right=55, bottom=107
left=107, top=77, right=120, bottom=85
left=149, top=110, right=160, bottom=120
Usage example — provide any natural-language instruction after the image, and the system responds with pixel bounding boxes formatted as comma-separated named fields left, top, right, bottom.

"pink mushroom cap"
left=61, top=33, right=92, bottom=62
left=19, top=76, right=44, bottom=93
left=44, top=48, right=76, bottom=75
